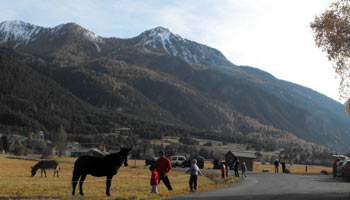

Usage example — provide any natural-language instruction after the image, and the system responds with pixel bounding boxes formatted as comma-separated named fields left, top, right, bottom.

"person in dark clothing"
left=155, top=151, right=173, bottom=191
left=234, top=158, right=240, bottom=177
left=241, top=161, right=247, bottom=177
left=274, top=160, right=279, bottom=173
left=281, top=162, right=286, bottom=173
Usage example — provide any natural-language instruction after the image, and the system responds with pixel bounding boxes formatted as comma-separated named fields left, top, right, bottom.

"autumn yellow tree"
left=52, top=125, right=68, bottom=157
left=310, top=0, right=350, bottom=112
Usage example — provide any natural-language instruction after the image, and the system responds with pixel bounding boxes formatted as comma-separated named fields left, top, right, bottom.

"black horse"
left=72, top=147, right=132, bottom=196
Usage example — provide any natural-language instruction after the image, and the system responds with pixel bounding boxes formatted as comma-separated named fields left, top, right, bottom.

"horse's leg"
left=106, top=175, right=113, bottom=196
left=41, top=169, right=43, bottom=177
left=44, top=169, right=47, bottom=177
left=72, top=172, right=81, bottom=196
left=79, top=174, right=87, bottom=196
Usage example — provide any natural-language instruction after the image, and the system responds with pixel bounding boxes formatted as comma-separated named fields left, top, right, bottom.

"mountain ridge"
left=0, top=20, right=234, bottom=67
left=0, top=20, right=349, bottom=151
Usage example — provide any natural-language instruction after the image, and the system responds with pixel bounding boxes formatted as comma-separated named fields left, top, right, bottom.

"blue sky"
left=0, top=0, right=342, bottom=102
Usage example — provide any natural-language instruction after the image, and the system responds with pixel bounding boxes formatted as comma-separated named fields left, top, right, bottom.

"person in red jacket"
left=155, top=151, right=173, bottom=191
left=221, top=163, right=226, bottom=178
left=150, top=165, right=159, bottom=194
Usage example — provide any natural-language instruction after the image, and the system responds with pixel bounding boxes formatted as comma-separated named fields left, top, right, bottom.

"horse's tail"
left=71, top=158, right=82, bottom=195
left=72, top=158, right=81, bottom=182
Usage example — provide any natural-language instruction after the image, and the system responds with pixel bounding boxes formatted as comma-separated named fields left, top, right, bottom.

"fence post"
left=138, top=173, right=140, bottom=193
left=134, top=151, right=136, bottom=167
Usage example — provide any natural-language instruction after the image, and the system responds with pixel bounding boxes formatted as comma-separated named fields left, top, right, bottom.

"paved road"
left=165, top=172, right=350, bottom=200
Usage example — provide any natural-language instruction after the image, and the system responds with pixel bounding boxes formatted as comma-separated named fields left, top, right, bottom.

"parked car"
left=182, top=156, right=204, bottom=169
left=145, top=156, right=157, bottom=166
left=170, top=155, right=186, bottom=168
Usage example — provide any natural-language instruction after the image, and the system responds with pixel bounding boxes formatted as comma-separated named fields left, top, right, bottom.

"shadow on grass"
left=205, top=172, right=239, bottom=185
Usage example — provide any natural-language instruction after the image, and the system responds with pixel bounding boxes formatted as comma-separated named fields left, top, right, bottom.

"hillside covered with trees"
left=1, top=20, right=350, bottom=153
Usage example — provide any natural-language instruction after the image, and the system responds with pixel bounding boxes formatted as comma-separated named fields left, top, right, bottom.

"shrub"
left=13, top=143, right=28, bottom=156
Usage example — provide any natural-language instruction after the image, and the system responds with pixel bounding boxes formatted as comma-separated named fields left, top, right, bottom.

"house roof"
left=8, top=135, right=29, bottom=143
left=89, top=148, right=109, bottom=156
left=227, top=151, right=257, bottom=159
left=68, top=142, right=84, bottom=150
left=71, top=148, right=90, bottom=153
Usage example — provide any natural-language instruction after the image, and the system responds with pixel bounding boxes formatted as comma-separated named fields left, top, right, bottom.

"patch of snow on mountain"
left=84, top=30, right=103, bottom=53
left=50, top=24, right=64, bottom=35
left=200, top=45, right=205, bottom=58
left=142, top=38, right=156, bottom=49
left=170, top=44, right=178, bottom=56
left=193, top=55, right=199, bottom=63
left=152, top=28, right=171, bottom=53
left=84, top=30, right=99, bottom=41
left=92, top=42, right=101, bottom=53
left=182, top=49, right=190, bottom=62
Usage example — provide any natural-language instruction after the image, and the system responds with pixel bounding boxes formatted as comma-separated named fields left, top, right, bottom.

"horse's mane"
left=32, top=162, right=40, bottom=169
left=106, top=148, right=129, bottom=166
left=106, top=148, right=129, bottom=157
left=105, top=151, right=122, bottom=158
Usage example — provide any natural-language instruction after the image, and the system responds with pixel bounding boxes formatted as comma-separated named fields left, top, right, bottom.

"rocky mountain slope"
left=1, top=20, right=349, bottom=151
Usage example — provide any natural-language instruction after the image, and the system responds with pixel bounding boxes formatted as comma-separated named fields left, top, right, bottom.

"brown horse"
left=72, top=147, right=132, bottom=196
left=31, top=160, right=60, bottom=177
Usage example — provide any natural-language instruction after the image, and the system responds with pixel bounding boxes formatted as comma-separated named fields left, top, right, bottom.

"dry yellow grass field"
left=88, top=158, right=326, bottom=174
left=253, top=162, right=332, bottom=174
left=0, top=155, right=238, bottom=200
left=109, top=158, right=214, bottom=169
left=94, top=158, right=328, bottom=175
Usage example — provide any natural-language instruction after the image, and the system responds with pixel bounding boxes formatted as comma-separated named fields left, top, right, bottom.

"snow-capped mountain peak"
left=149, top=26, right=171, bottom=35
left=0, top=20, right=44, bottom=44
left=138, top=26, right=184, bottom=55
left=136, top=26, right=232, bottom=67
left=147, top=27, right=183, bottom=41
left=0, top=20, right=103, bottom=52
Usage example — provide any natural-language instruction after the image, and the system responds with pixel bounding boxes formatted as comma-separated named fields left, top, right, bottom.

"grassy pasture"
left=102, top=157, right=215, bottom=169
left=107, top=158, right=329, bottom=175
left=0, top=155, right=237, bottom=200
left=253, top=162, right=332, bottom=174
